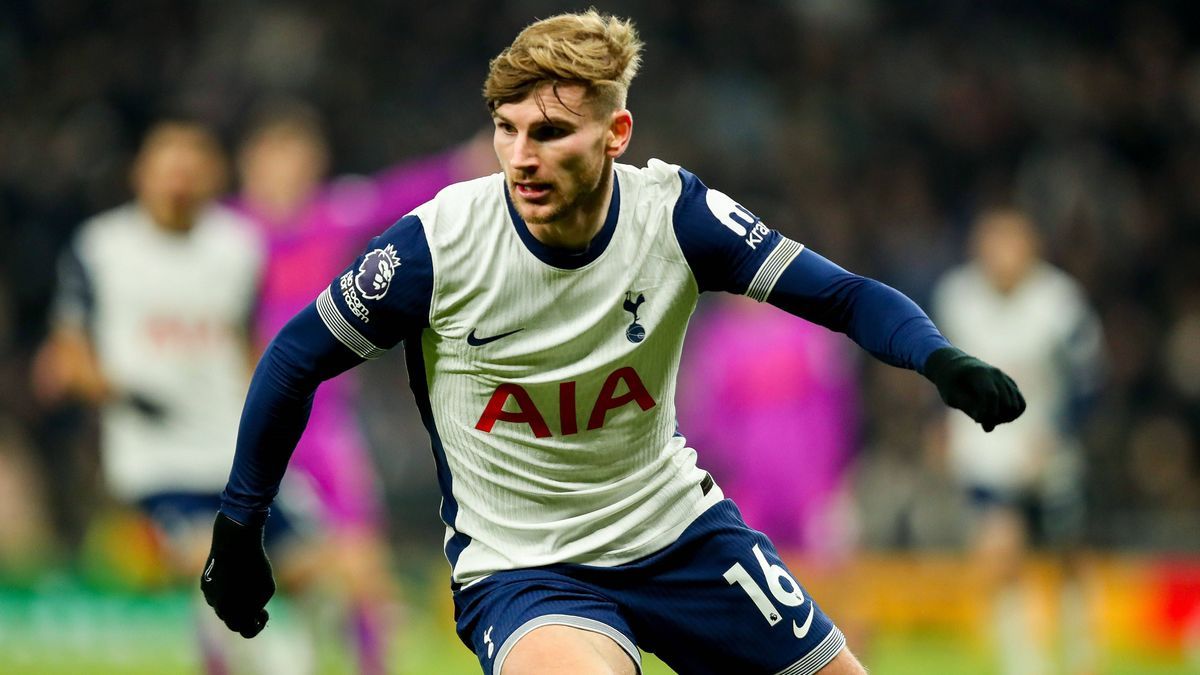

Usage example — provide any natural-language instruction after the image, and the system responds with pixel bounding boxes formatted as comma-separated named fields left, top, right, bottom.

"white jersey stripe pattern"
left=318, top=159, right=804, bottom=585
left=408, top=162, right=727, bottom=584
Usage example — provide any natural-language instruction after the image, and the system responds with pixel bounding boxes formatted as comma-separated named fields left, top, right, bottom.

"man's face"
left=974, top=212, right=1039, bottom=294
left=238, top=126, right=328, bottom=211
left=133, top=125, right=225, bottom=231
left=492, top=84, right=620, bottom=226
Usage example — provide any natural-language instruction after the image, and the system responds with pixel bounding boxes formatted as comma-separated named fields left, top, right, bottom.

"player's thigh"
left=454, top=569, right=642, bottom=675
left=502, top=624, right=636, bottom=675
left=620, top=500, right=846, bottom=674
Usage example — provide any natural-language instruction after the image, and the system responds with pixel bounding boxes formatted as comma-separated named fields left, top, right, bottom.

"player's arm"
left=673, top=168, right=1024, bottom=431
left=31, top=241, right=111, bottom=405
left=33, top=238, right=176, bottom=421
left=1056, top=289, right=1106, bottom=434
left=203, top=214, right=433, bottom=638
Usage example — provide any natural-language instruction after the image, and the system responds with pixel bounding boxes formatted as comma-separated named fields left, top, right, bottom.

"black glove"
left=923, top=347, right=1026, bottom=432
left=200, top=512, right=275, bottom=638
left=122, top=391, right=169, bottom=423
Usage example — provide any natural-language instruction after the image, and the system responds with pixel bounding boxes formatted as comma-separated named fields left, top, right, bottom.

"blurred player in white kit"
left=33, top=119, right=315, bottom=674
left=933, top=206, right=1105, bottom=675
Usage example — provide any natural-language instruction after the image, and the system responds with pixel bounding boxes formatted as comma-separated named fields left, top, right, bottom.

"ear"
left=605, top=109, right=633, bottom=159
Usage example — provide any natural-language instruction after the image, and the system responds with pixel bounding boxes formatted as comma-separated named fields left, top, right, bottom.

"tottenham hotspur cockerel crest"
left=355, top=244, right=402, bottom=300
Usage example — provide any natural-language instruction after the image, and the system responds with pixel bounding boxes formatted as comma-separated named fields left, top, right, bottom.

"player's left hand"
left=200, top=512, right=275, bottom=638
left=923, top=347, right=1026, bottom=432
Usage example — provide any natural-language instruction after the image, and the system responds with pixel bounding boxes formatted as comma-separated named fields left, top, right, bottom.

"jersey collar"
left=503, top=173, right=621, bottom=270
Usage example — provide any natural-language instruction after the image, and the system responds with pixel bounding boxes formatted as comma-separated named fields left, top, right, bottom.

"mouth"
left=513, top=181, right=552, bottom=201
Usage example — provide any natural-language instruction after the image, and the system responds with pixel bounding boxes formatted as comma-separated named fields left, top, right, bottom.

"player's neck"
left=526, top=164, right=614, bottom=251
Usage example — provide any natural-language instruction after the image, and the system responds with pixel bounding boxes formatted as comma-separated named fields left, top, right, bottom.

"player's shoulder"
left=1028, top=262, right=1091, bottom=309
left=71, top=202, right=146, bottom=256
left=427, top=172, right=505, bottom=217
left=932, top=263, right=987, bottom=303
left=615, top=158, right=687, bottom=202
left=76, top=202, right=141, bottom=235
left=198, top=203, right=258, bottom=237
left=195, top=204, right=265, bottom=257
left=413, top=172, right=506, bottom=243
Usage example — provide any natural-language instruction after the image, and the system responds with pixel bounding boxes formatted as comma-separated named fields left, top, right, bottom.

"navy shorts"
left=967, top=483, right=1085, bottom=548
left=136, top=491, right=303, bottom=552
left=453, top=500, right=845, bottom=675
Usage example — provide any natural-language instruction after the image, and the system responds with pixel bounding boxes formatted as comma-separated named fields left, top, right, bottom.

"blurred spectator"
left=931, top=207, right=1105, bottom=675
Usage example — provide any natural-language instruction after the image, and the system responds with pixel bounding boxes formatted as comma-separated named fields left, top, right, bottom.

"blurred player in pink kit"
left=678, top=295, right=860, bottom=554
left=230, top=101, right=492, bottom=674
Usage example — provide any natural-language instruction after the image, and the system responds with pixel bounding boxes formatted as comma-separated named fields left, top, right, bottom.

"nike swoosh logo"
left=467, top=328, right=523, bottom=346
left=203, top=558, right=215, bottom=583
left=793, top=605, right=814, bottom=639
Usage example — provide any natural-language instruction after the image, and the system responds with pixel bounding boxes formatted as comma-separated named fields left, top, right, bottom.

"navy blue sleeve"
left=315, top=214, right=434, bottom=356
left=673, top=168, right=785, bottom=294
left=219, top=215, right=433, bottom=525
left=220, top=304, right=364, bottom=525
left=52, top=241, right=96, bottom=331
left=768, top=248, right=951, bottom=372
left=672, top=167, right=949, bottom=372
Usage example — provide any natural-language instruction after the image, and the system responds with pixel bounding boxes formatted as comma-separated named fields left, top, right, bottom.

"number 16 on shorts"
left=724, top=544, right=815, bottom=639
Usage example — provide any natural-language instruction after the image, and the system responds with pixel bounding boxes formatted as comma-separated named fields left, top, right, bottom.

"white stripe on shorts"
left=774, top=626, right=847, bottom=675
left=493, top=613, right=642, bottom=675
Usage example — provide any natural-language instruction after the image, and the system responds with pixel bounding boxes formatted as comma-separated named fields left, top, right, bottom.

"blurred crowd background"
left=1, top=0, right=1199, bottom=672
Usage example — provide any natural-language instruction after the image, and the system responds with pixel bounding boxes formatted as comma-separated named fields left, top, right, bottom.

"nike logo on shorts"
left=467, top=328, right=523, bottom=346
left=793, top=605, right=815, bottom=639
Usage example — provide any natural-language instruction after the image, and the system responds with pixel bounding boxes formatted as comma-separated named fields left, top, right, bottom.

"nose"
left=510, top=133, right=539, bottom=173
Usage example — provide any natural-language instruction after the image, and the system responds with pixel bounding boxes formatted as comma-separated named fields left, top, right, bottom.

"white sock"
left=992, top=584, right=1049, bottom=675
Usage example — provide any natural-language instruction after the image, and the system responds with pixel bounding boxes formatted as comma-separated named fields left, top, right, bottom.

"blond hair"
left=484, top=9, right=643, bottom=115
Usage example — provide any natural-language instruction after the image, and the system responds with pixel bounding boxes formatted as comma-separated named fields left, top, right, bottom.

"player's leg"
left=592, top=500, right=853, bottom=674
left=1039, top=452, right=1095, bottom=675
left=454, top=568, right=642, bottom=675
left=501, top=624, right=636, bottom=675
left=968, top=489, right=1047, bottom=675
left=139, top=492, right=316, bottom=675
left=286, top=416, right=399, bottom=675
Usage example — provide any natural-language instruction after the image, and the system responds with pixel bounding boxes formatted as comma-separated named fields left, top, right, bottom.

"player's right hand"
left=923, top=346, right=1026, bottom=432
left=200, top=512, right=275, bottom=638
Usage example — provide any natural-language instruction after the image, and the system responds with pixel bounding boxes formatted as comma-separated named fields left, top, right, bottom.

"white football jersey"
left=318, top=160, right=804, bottom=585
left=932, top=262, right=1104, bottom=491
left=56, top=203, right=263, bottom=500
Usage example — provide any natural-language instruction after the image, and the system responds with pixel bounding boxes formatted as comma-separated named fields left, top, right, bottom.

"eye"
left=495, top=121, right=516, bottom=134
left=532, top=126, right=568, bottom=142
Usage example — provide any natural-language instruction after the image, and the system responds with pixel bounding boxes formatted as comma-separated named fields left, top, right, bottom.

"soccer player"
left=230, top=101, right=493, bottom=675
left=32, top=119, right=312, bottom=673
left=932, top=207, right=1104, bottom=675
left=202, top=11, right=1025, bottom=675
